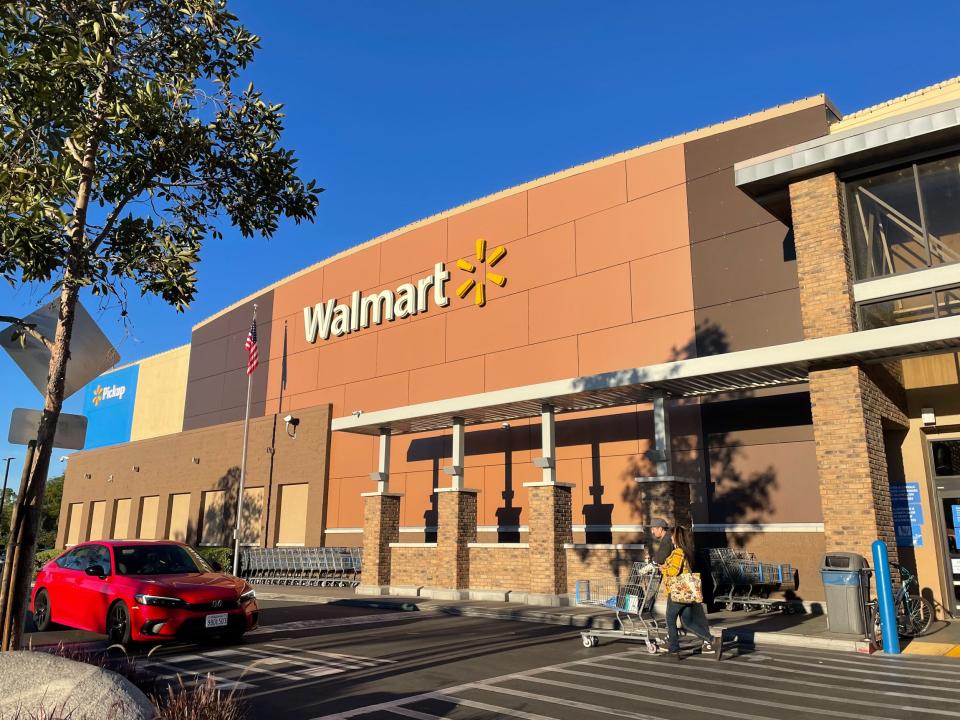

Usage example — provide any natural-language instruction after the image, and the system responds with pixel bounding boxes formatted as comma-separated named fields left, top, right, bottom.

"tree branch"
left=0, top=315, right=55, bottom=352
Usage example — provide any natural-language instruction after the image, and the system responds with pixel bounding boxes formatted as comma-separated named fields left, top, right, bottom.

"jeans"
left=666, top=597, right=712, bottom=652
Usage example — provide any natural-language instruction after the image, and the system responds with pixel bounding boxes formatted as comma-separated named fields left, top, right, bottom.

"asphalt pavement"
left=23, top=599, right=960, bottom=719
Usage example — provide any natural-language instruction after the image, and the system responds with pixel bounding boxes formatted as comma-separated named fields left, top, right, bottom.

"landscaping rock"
left=0, top=651, right=155, bottom=719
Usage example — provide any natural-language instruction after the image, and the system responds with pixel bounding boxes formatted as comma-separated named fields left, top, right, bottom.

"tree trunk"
left=0, top=110, right=99, bottom=650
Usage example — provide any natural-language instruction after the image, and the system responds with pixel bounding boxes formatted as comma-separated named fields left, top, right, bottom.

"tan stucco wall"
left=129, top=345, right=190, bottom=441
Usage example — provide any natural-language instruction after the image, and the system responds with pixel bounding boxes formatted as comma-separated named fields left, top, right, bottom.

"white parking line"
left=263, top=643, right=392, bottom=666
left=144, top=660, right=255, bottom=691
left=248, top=611, right=436, bottom=636
left=554, top=664, right=960, bottom=718
left=423, top=694, right=565, bottom=720
left=611, top=653, right=960, bottom=704
left=516, top=673, right=889, bottom=720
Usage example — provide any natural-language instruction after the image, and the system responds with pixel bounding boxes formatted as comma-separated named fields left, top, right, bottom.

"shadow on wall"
left=198, top=467, right=264, bottom=546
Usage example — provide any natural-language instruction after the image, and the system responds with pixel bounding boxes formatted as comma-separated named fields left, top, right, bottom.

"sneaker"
left=664, top=650, right=680, bottom=661
left=701, top=640, right=714, bottom=654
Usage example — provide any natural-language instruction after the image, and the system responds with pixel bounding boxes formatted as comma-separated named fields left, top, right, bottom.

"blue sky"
left=2, top=0, right=959, bottom=481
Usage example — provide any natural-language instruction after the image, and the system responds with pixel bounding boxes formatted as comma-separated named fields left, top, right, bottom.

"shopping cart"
left=709, top=548, right=795, bottom=613
left=574, top=562, right=667, bottom=653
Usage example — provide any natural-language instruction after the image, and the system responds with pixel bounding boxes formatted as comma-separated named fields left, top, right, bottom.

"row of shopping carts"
left=709, top=548, right=795, bottom=613
left=239, top=547, right=362, bottom=587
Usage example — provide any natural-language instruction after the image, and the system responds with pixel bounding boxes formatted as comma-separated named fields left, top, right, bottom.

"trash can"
left=821, top=552, right=871, bottom=634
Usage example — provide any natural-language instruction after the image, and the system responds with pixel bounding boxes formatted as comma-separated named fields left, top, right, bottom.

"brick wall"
left=790, top=171, right=909, bottom=563
left=565, top=547, right=648, bottom=594
left=433, top=490, right=477, bottom=589
left=390, top=546, right=436, bottom=587
left=361, top=493, right=400, bottom=586
left=789, top=173, right=856, bottom=339
left=469, top=547, right=531, bottom=591
left=527, top=484, right=573, bottom=595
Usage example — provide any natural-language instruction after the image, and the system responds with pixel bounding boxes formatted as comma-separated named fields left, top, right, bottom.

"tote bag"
left=667, top=552, right=703, bottom=604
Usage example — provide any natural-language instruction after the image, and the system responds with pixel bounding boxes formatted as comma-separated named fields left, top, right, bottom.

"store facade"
left=59, top=78, right=960, bottom=614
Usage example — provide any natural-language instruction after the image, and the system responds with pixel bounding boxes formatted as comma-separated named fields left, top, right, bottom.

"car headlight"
left=240, top=588, right=256, bottom=602
left=135, top=594, right=185, bottom=608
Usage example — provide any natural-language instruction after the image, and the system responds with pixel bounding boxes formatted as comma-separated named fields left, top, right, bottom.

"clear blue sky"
left=2, top=0, right=959, bottom=483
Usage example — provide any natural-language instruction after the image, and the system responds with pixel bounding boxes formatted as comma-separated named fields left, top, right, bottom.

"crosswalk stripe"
left=157, top=651, right=303, bottom=681
left=263, top=643, right=388, bottom=667
left=610, top=654, right=960, bottom=705
left=733, top=653, right=960, bottom=684
left=618, top=653, right=960, bottom=695
left=242, top=645, right=369, bottom=673
left=248, top=612, right=436, bottom=636
left=385, top=707, right=447, bottom=720
left=514, top=672, right=887, bottom=720
left=563, top=662, right=960, bottom=718
left=424, top=694, right=565, bottom=720
left=465, top=682, right=738, bottom=720
left=749, top=644, right=960, bottom=673
left=144, top=660, right=255, bottom=690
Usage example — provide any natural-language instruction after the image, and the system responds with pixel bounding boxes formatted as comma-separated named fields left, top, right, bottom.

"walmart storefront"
left=59, top=78, right=960, bottom=615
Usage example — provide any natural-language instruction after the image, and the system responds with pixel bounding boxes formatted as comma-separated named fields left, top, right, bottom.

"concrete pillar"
left=358, top=491, right=401, bottom=592
left=443, top=417, right=465, bottom=490
left=524, top=481, right=574, bottom=601
left=369, top=429, right=391, bottom=493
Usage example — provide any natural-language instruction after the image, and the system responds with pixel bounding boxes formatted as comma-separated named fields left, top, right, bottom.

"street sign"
left=8, top=409, right=87, bottom=450
left=0, top=300, right=119, bottom=400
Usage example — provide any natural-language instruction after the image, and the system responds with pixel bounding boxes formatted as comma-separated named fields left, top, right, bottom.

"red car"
left=32, top=540, right=259, bottom=645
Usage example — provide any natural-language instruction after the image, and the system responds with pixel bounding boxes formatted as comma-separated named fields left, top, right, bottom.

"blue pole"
left=872, top=540, right=899, bottom=655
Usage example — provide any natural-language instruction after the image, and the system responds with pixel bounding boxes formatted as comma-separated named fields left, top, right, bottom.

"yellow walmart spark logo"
left=455, top=239, right=507, bottom=307
left=92, top=385, right=103, bottom=407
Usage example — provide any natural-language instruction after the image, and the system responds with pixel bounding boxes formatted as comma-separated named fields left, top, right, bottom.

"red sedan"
left=32, top=540, right=259, bottom=645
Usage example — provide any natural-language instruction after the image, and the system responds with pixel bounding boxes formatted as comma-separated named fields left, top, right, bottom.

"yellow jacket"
left=661, top=547, right=691, bottom=577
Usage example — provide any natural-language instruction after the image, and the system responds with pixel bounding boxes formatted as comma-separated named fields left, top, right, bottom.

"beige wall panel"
left=65, top=502, right=84, bottom=546
left=200, top=489, right=226, bottom=546
left=276, top=483, right=309, bottom=546
left=240, top=487, right=265, bottom=545
left=902, top=353, right=959, bottom=389
left=112, top=498, right=131, bottom=539
left=138, top=495, right=159, bottom=539
left=130, top=345, right=191, bottom=441
left=88, top=501, right=106, bottom=541
left=167, top=493, right=191, bottom=542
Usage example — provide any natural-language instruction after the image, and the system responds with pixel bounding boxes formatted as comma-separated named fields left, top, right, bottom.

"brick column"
left=358, top=492, right=401, bottom=592
left=431, top=488, right=477, bottom=597
left=524, top=481, right=573, bottom=602
left=790, top=172, right=908, bottom=561
left=635, top=479, right=692, bottom=529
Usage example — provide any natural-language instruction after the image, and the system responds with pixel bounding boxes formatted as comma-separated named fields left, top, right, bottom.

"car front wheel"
left=107, top=601, right=132, bottom=646
left=33, top=589, right=52, bottom=632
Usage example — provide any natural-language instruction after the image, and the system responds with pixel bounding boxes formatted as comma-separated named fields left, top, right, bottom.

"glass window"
left=57, top=546, right=95, bottom=571
left=932, top=440, right=960, bottom=477
left=89, top=545, right=112, bottom=575
left=114, top=543, right=202, bottom=576
left=859, top=291, right=936, bottom=329
left=918, top=155, right=960, bottom=267
left=938, top=288, right=960, bottom=317
left=847, top=165, right=927, bottom=279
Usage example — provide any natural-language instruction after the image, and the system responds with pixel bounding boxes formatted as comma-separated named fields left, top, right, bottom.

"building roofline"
left=192, top=94, right=832, bottom=331
left=105, top=343, right=191, bottom=374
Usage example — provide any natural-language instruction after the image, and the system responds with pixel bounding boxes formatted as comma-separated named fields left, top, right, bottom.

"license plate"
left=205, top=613, right=228, bottom=629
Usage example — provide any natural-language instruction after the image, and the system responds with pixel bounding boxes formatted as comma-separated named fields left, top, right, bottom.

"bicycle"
left=865, top=563, right=934, bottom=644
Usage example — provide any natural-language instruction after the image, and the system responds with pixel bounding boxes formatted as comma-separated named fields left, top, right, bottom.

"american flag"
left=245, top=317, right=259, bottom=375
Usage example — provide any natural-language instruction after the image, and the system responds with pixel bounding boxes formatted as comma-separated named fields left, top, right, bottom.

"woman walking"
left=659, top=526, right=722, bottom=660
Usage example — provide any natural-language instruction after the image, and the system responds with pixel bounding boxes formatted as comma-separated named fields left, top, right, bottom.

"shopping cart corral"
left=709, top=548, right=796, bottom=613
left=574, top=563, right=667, bottom=653
left=239, top=547, right=362, bottom=587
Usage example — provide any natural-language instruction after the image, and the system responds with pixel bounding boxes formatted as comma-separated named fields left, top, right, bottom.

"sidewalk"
left=255, top=585, right=891, bottom=654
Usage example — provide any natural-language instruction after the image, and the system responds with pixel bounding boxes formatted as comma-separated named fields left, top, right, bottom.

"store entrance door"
left=937, top=484, right=960, bottom=615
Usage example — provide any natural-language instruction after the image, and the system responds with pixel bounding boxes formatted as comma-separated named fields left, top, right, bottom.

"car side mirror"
left=85, top=564, right=106, bottom=577
left=209, top=560, right=222, bottom=572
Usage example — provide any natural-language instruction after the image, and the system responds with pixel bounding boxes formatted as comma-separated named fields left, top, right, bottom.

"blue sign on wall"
left=82, top=365, right=139, bottom=449
left=952, top=504, right=960, bottom=532
left=891, top=482, right=924, bottom=548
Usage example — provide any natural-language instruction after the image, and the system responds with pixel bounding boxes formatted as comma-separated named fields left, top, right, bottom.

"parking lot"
left=25, top=598, right=960, bottom=719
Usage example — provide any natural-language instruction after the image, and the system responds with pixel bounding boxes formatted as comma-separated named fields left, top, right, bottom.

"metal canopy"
left=331, top=316, right=960, bottom=436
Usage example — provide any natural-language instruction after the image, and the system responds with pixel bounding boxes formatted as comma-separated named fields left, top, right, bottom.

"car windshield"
left=114, top=544, right=207, bottom=576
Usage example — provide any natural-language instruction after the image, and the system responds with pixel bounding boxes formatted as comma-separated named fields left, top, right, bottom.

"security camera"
left=283, top=414, right=295, bottom=424
left=283, top=414, right=299, bottom=439
left=501, top=422, right=510, bottom=429
left=352, top=410, right=363, bottom=418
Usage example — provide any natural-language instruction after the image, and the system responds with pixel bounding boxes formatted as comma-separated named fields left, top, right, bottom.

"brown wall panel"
left=694, top=289, right=803, bottom=354
left=527, top=161, right=627, bottom=234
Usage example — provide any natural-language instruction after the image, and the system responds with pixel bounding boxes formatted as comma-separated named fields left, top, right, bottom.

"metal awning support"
left=532, top=404, right=557, bottom=483
left=369, top=428, right=391, bottom=492
left=651, top=392, right=671, bottom=478
left=442, top=416, right=466, bottom=490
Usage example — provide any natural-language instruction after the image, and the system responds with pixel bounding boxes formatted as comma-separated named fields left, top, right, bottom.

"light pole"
left=0, top=457, right=14, bottom=540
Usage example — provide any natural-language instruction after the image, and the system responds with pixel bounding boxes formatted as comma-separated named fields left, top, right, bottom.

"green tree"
left=0, top=0, right=321, bottom=650
left=37, top=475, right=63, bottom=549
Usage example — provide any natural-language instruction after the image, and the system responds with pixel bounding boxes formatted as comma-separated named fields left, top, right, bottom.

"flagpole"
left=232, top=304, right=256, bottom=576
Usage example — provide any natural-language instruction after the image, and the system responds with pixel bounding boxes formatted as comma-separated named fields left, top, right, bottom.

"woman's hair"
left=672, top=526, right=697, bottom=571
